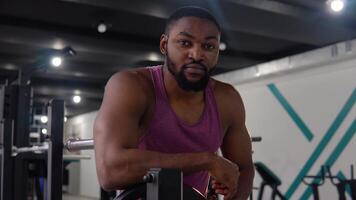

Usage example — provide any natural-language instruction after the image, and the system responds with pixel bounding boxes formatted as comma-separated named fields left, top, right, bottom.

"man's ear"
left=160, top=34, right=168, bottom=55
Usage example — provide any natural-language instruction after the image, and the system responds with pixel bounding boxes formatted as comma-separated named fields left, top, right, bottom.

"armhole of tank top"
left=148, top=66, right=161, bottom=106
left=139, top=66, right=159, bottom=142
left=208, top=80, right=224, bottom=145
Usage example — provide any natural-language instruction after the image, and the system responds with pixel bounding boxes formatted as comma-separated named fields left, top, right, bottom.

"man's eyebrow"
left=205, top=36, right=218, bottom=41
left=177, top=31, right=194, bottom=38
left=177, top=31, right=218, bottom=41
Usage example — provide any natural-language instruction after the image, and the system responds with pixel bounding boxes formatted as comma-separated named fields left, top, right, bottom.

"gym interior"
left=0, top=0, right=355, bottom=200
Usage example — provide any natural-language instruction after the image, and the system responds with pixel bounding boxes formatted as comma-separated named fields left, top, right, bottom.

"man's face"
left=160, top=17, right=220, bottom=92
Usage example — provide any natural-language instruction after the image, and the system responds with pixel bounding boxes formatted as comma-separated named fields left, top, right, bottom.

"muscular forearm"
left=97, top=148, right=214, bottom=190
left=233, top=167, right=255, bottom=200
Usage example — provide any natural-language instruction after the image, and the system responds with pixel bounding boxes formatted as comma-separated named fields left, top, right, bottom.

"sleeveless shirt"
left=138, top=65, right=223, bottom=196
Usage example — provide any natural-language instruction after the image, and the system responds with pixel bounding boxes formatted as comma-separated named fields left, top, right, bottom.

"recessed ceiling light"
left=329, top=0, right=345, bottom=12
left=53, top=40, right=64, bottom=49
left=148, top=53, right=160, bottom=61
left=74, top=90, right=81, bottom=95
left=51, top=56, right=62, bottom=67
left=40, top=116, right=48, bottom=123
left=97, top=22, right=107, bottom=33
left=73, top=95, right=81, bottom=104
left=219, top=42, right=227, bottom=51
left=41, top=128, right=48, bottom=134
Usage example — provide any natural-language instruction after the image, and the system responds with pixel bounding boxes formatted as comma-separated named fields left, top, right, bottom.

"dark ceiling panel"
left=57, top=0, right=356, bottom=45
left=0, top=0, right=355, bottom=116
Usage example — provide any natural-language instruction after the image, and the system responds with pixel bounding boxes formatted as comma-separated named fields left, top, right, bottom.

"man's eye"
left=204, top=43, right=215, bottom=50
left=179, top=40, right=191, bottom=47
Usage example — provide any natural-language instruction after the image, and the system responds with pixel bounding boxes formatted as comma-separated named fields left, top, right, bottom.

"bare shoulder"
left=100, top=67, right=154, bottom=116
left=106, top=67, right=152, bottom=96
left=211, top=78, right=245, bottom=126
left=211, top=79, right=244, bottom=107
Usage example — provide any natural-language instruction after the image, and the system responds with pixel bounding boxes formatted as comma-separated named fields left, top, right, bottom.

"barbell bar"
left=11, top=136, right=261, bottom=156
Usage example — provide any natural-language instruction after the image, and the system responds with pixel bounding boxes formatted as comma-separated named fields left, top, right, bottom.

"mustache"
left=183, top=61, right=207, bottom=71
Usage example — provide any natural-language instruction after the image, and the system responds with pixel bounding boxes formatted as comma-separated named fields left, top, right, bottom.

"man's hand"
left=209, top=155, right=240, bottom=200
left=211, top=179, right=228, bottom=196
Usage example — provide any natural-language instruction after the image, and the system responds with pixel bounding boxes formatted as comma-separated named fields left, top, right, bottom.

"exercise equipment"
left=1, top=84, right=34, bottom=200
left=11, top=138, right=94, bottom=156
left=302, top=166, right=326, bottom=200
left=115, top=168, right=206, bottom=200
left=9, top=139, right=208, bottom=200
left=254, top=162, right=286, bottom=200
left=326, top=165, right=356, bottom=200
left=303, top=165, right=356, bottom=200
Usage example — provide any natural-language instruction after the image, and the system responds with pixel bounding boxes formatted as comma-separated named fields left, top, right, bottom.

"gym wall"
left=215, top=39, right=356, bottom=199
left=65, top=111, right=100, bottom=198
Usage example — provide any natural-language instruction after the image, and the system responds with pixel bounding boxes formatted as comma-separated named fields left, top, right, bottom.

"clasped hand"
left=209, top=156, right=240, bottom=200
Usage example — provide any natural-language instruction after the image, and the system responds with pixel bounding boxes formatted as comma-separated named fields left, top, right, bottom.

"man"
left=94, top=6, right=254, bottom=200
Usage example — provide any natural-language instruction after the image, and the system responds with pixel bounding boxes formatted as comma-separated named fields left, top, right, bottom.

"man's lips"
left=183, top=64, right=206, bottom=75
left=184, top=67, right=205, bottom=76
left=184, top=63, right=206, bottom=70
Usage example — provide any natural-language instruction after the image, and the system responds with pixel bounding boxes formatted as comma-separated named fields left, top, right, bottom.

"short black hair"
left=164, top=6, right=221, bottom=34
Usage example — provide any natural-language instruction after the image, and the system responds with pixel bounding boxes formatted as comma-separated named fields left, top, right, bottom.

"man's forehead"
left=169, top=16, right=220, bottom=36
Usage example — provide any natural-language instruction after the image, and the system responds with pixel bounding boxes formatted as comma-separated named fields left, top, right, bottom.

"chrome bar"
left=65, top=138, right=94, bottom=152
left=12, top=143, right=49, bottom=156
left=63, top=154, right=91, bottom=160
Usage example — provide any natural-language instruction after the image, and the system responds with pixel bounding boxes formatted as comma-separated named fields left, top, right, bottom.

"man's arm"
left=94, top=71, right=235, bottom=191
left=220, top=86, right=255, bottom=200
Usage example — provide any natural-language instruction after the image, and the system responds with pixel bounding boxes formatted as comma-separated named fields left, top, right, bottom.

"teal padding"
left=300, top=120, right=356, bottom=199
left=285, top=89, right=356, bottom=199
left=267, top=84, right=314, bottom=141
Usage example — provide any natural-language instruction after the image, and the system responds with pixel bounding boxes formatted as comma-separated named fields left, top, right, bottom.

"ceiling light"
left=64, top=117, right=67, bottom=122
left=73, top=95, right=81, bottom=104
left=219, top=42, right=227, bottom=51
left=51, top=56, right=62, bottom=67
left=4, top=64, right=16, bottom=70
left=40, top=116, right=48, bottom=123
left=97, top=22, right=107, bottom=33
left=329, top=0, right=345, bottom=12
left=148, top=53, right=160, bottom=61
left=53, top=40, right=64, bottom=49
left=41, top=128, right=48, bottom=134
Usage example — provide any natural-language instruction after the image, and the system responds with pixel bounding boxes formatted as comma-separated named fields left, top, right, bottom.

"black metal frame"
left=0, top=85, right=32, bottom=200
left=146, top=168, right=182, bottom=200
left=1, top=119, right=14, bottom=200
left=302, top=166, right=326, bottom=200
left=1, top=90, right=79, bottom=200
left=115, top=168, right=206, bottom=200
left=47, top=99, right=64, bottom=200
left=326, top=165, right=356, bottom=200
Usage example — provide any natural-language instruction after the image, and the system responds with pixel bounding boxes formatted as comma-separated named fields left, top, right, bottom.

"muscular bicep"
left=94, top=72, right=147, bottom=151
left=221, top=124, right=253, bottom=170
left=220, top=87, right=253, bottom=170
left=219, top=86, right=255, bottom=200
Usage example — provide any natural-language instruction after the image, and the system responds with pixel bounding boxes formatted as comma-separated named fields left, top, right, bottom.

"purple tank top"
left=138, top=65, right=223, bottom=196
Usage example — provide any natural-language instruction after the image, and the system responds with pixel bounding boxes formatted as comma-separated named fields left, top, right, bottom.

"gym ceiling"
left=1, top=0, right=356, bottom=117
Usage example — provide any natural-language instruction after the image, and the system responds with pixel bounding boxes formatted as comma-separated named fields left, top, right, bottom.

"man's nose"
left=188, top=45, right=204, bottom=61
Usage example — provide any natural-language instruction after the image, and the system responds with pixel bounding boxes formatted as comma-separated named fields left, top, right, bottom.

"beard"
left=165, top=53, right=216, bottom=92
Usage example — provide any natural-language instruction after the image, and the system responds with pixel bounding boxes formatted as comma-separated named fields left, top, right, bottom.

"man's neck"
left=162, top=65, right=205, bottom=103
